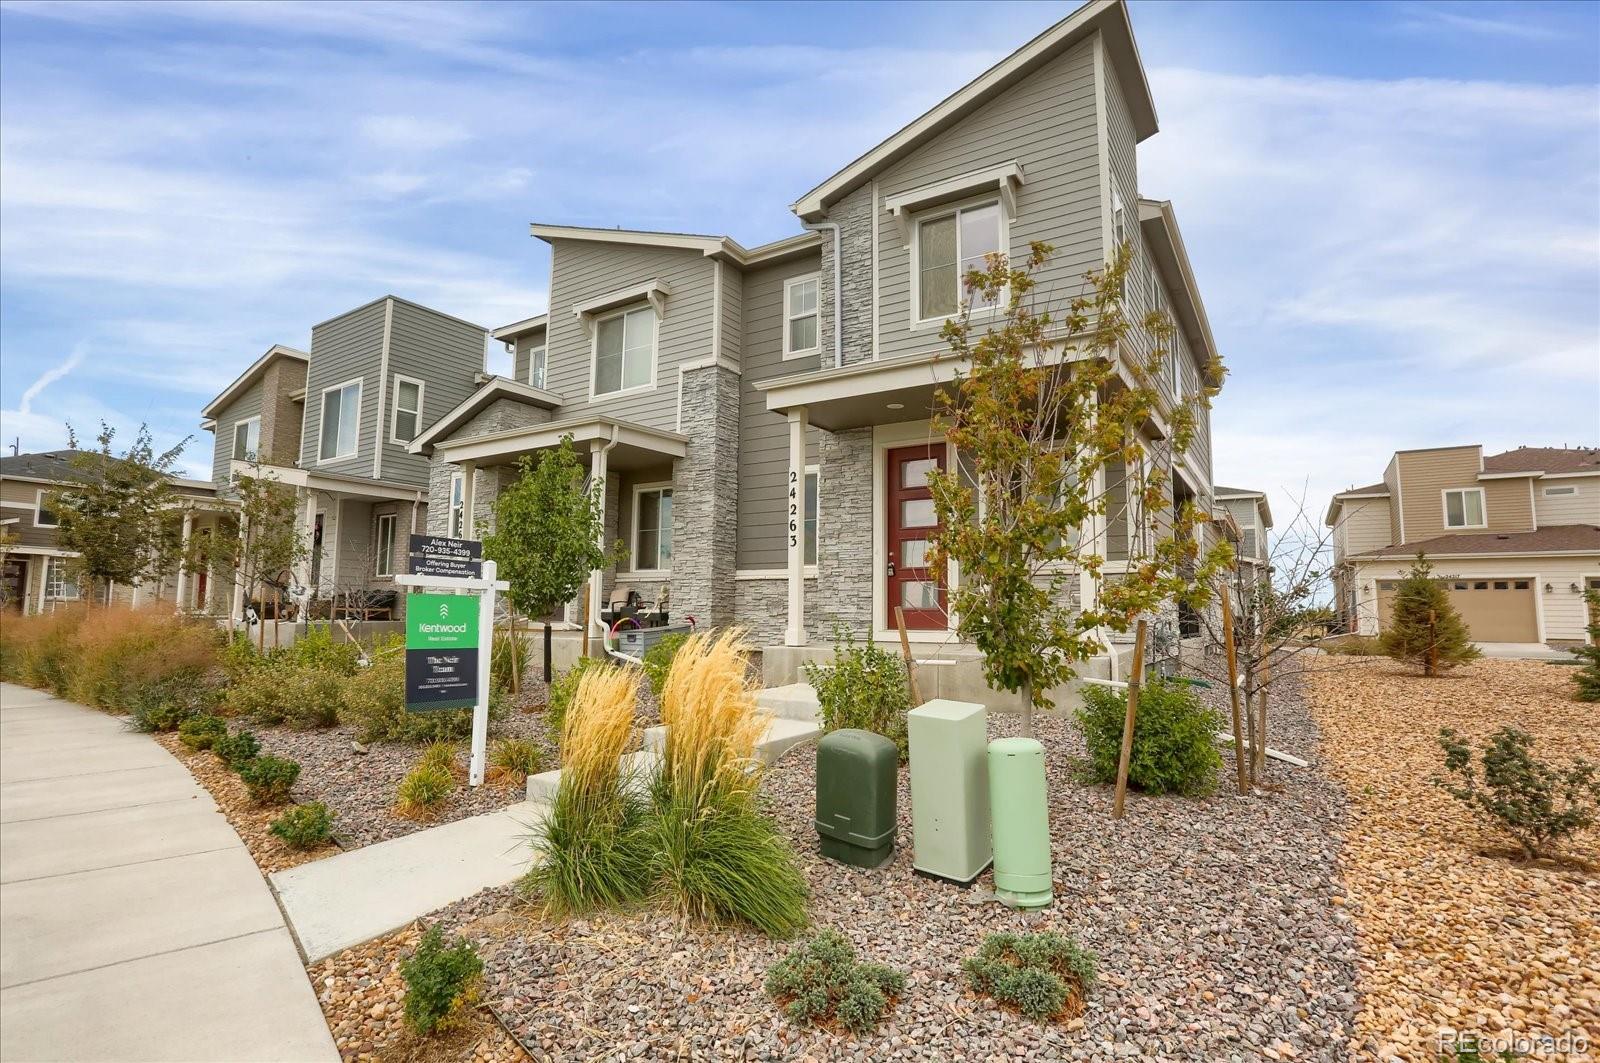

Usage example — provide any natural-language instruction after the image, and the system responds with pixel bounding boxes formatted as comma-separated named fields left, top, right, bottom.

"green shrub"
left=1075, top=678, right=1222, bottom=796
left=1434, top=726, right=1600, bottom=860
left=764, top=930, right=905, bottom=1033
left=280, top=624, right=361, bottom=676
left=226, top=664, right=342, bottom=729
left=491, top=630, right=530, bottom=694
left=1569, top=590, right=1600, bottom=703
left=488, top=737, right=542, bottom=784
left=803, top=628, right=910, bottom=760
left=396, top=762, right=455, bottom=817
left=338, top=642, right=490, bottom=743
left=640, top=632, right=688, bottom=699
left=213, top=730, right=261, bottom=770
left=269, top=802, right=334, bottom=849
left=1380, top=556, right=1481, bottom=675
left=544, top=657, right=611, bottom=750
left=962, top=931, right=1095, bottom=1023
left=127, top=672, right=218, bottom=732
left=400, top=925, right=483, bottom=1036
left=221, top=631, right=261, bottom=683
left=239, top=755, right=301, bottom=805
left=1322, top=634, right=1384, bottom=656
left=178, top=713, right=228, bottom=751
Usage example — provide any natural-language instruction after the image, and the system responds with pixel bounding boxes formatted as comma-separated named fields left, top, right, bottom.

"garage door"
left=1376, top=578, right=1538, bottom=643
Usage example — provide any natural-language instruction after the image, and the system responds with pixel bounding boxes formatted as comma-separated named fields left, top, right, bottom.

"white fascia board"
left=492, top=314, right=549, bottom=341
left=571, top=278, right=672, bottom=323
left=201, top=344, right=309, bottom=418
left=408, top=378, right=564, bottom=455
left=1477, top=470, right=1539, bottom=480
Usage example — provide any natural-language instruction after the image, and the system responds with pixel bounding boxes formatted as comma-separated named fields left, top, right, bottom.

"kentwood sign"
left=405, top=592, right=479, bottom=711
left=408, top=534, right=482, bottom=579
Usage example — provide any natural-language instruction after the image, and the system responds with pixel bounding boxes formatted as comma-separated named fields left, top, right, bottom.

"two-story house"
left=1326, top=445, right=1600, bottom=645
left=200, top=297, right=488, bottom=620
left=1215, top=486, right=1273, bottom=580
left=406, top=0, right=1225, bottom=697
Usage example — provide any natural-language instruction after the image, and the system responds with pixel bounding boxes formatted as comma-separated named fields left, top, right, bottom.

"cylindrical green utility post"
left=987, top=737, right=1053, bottom=909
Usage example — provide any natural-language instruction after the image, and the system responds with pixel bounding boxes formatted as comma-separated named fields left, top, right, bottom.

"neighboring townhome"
left=0, top=450, right=223, bottom=614
left=1214, top=486, right=1273, bottom=580
left=200, top=297, right=488, bottom=620
left=416, top=0, right=1225, bottom=699
left=1326, top=444, right=1600, bottom=646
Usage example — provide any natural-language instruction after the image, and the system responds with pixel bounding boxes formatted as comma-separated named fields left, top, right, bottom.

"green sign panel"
left=405, top=593, right=479, bottom=711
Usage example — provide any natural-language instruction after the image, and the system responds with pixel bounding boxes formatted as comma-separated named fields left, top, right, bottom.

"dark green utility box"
left=814, top=728, right=898, bottom=869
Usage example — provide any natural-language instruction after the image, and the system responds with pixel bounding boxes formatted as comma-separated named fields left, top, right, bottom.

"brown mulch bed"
left=156, top=733, right=337, bottom=874
left=1305, top=655, right=1600, bottom=1061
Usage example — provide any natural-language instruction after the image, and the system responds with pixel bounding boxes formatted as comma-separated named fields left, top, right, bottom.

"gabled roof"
left=1140, top=198, right=1221, bottom=386
left=530, top=224, right=820, bottom=269
left=408, top=377, right=563, bottom=456
left=201, top=344, right=308, bottom=419
left=1352, top=525, right=1600, bottom=560
left=1483, top=446, right=1599, bottom=476
left=790, top=0, right=1155, bottom=220
left=1213, top=486, right=1273, bottom=529
left=0, top=450, right=215, bottom=495
left=1336, top=482, right=1390, bottom=497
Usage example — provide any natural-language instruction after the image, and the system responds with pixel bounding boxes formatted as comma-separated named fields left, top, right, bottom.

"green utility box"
left=988, top=737, right=1053, bottom=909
left=814, top=728, right=898, bottom=869
left=908, top=699, right=992, bottom=885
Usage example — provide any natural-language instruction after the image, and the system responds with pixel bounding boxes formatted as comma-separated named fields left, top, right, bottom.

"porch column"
left=131, top=579, right=142, bottom=609
left=300, top=488, right=317, bottom=597
left=587, top=440, right=610, bottom=655
left=231, top=511, right=248, bottom=623
left=34, top=555, right=50, bottom=615
left=460, top=461, right=477, bottom=538
left=174, top=510, right=194, bottom=612
left=785, top=408, right=808, bottom=646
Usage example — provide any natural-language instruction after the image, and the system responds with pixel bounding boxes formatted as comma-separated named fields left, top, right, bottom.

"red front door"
left=886, top=444, right=946, bottom=631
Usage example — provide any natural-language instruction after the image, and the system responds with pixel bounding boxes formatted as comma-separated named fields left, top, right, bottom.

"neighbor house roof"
left=790, top=0, right=1155, bottom=220
left=529, top=224, right=820, bottom=269
left=200, top=344, right=308, bottom=419
left=408, top=377, right=563, bottom=456
left=0, top=450, right=215, bottom=495
left=1213, top=486, right=1273, bottom=530
left=1352, top=525, right=1600, bottom=560
left=491, top=315, right=547, bottom=343
left=1482, top=446, right=1600, bottom=476
left=1336, top=482, right=1390, bottom=497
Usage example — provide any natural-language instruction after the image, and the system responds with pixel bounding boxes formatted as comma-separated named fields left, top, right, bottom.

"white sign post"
left=396, top=556, right=507, bottom=787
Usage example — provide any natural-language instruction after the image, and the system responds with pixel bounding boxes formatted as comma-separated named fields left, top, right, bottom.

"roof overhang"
left=201, top=344, right=308, bottom=418
left=491, top=314, right=548, bottom=343
left=1215, top=490, right=1273, bottom=529
left=1349, top=549, right=1600, bottom=563
left=1324, top=492, right=1390, bottom=526
left=1139, top=199, right=1221, bottom=387
left=429, top=416, right=688, bottom=472
left=530, top=224, right=821, bottom=269
left=409, top=377, right=564, bottom=456
left=1477, top=470, right=1537, bottom=480
left=790, top=0, right=1155, bottom=220
left=234, top=462, right=426, bottom=502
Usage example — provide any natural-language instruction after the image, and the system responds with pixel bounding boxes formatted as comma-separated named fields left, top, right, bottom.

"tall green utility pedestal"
left=908, top=699, right=991, bottom=885
left=987, top=737, right=1053, bottom=909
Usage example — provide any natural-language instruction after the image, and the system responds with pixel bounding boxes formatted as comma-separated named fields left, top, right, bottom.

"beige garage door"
left=1376, top=578, right=1538, bottom=643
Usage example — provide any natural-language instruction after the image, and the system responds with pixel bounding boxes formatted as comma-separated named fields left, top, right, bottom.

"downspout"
left=590, top=424, right=622, bottom=652
left=802, top=221, right=843, bottom=368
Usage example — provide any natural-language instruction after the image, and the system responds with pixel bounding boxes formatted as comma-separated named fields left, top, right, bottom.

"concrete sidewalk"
left=0, top=683, right=337, bottom=1063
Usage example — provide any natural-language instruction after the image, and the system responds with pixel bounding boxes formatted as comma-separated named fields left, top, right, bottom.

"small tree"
left=1379, top=555, right=1479, bottom=676
left=52, top=422, right=189, bottom=602
left=1569, top=589, right=1600, bottom=702
left=482, top=436, right=612, bottom=687
left=189, top=463, right=306, bottom=634
left=926, top=242, right=1230, bottom=735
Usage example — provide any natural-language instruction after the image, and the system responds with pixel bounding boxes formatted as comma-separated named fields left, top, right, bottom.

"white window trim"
left=588, top=303, right=659, bottom=402
left=232, top=415, right=262, bottom=463
left=449, top=472, right=465, bottom=539
left=804, top=463, right=820, bottom=566
left=908, top=192, right=1009, bottom=331
left=527, top=344, right=547, bottom=389
left=317, top=376, right=363, bottom=465
left=374, top=512, right=397, bottom=577
left=629, top=480, right=674, bottom=575
left=34, top=488, right=58, bottom=527
left=782, top=274, right=821, bottom=359
left=46, top=556, right=78, bottom=600
left=389, top=374, right=425, bottom=445
left=1441, top=487, right=1488, bottom=530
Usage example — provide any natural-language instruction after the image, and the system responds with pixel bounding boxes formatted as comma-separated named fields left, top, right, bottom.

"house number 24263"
left=788, top=470, right=799, bottom=548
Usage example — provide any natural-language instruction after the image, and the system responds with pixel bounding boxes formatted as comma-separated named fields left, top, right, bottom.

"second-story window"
left=633, top=484, right=673, bottom=572
left=1112, top=188, right=1128, bottom=297
left=232, top=416, right=261, bottom=463
left=319, top=379, right=361, bottom=462
left=784, top=275, right=819, bottom=358
left=374, top=512, right=396, bottom=576
left=592, top=305, right=654, bottom=397
left=1443, top=488, right=1486, bottom=529
left=917, top=200, right=1001, bottom=322
left=391, top=376, right=423, bottom=444
left=528, top=345, right=547, bottom=390
left=35, top=489, right=59, bottom=528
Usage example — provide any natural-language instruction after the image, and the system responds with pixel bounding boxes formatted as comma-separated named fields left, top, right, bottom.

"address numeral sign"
left=788, top=469, right=799, bottom=548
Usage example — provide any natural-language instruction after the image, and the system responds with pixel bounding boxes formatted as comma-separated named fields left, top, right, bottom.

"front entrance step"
left=755, top=683, right=821, bottom=723
left=270, top=800, right=547, bottom=964
left=525, top=749, right=658, bottom=803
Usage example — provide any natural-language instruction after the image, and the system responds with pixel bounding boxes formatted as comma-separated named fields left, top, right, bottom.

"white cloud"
left=18, top=345, right=84, bottom=414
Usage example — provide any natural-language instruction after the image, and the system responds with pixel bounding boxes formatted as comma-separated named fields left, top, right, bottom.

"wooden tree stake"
left=1254, top=650, right=1270, bottom=778
left=894, top=606, right=923, bottom=706
left=1220, top=590, right=1249, bottom=794
left=1426, top=608, right=1438, bottom=678
left=580, top=591, right=591, bottom=659
left=1112, top=618, right=1147, bottom=819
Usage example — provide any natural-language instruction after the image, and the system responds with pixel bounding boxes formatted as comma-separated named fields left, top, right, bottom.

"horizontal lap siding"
left=1397, top=448, right=1534, bottom=542
left=737, top=257, right=822, bottom=570
left=512, top=328, right=546, bottom=386
left=383, top=302, right=486, bottom=487
left=544, top=241, right=716, bottom=432
left=874, top=38, right=1102, bottom=363
left=302, top=301, right=386, bottom=476
left=1535, top=476, right=1600, bottom=526
left=1339, top=499, right=1394, bottom=555
left=208, top=378, right=265, bottom=486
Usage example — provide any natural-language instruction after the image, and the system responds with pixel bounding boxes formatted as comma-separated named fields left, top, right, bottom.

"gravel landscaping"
left=317, top=668, right=1360, bottom=1061
left=1305, top=655, right=1600, bottom=1062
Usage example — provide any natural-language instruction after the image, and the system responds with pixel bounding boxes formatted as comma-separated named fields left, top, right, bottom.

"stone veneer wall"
left=814, top=427, right=873, bottom=635
left=671, top=363, right=739, bottom=627
left=733, top=577, right=824, bottom=646
left=422, top=397, right=551, bottom=537
left=817, top=183, right=876, bottom=367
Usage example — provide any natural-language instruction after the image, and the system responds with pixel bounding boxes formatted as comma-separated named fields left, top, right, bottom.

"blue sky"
left=2, top=0, right=1597, bottom=535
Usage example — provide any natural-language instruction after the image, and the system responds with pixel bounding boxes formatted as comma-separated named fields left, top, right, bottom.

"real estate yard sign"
left=405, top=592, right=479, bottom=711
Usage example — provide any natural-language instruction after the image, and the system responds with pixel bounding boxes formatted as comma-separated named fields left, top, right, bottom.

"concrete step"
left=755, top=683, right=821, bottom=723
left=756, top=716, right=821, bottom=764
left=526, top=748, right=661, bottom=803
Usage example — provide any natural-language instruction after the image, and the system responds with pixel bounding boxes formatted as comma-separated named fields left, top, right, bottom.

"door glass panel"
left=901, top=458, right=938, bottom=488
left=900, top=580, right=940, bottom=609
left=900, top=498, right=936, bottom=527
left=901, top=539, right=929, bottom=568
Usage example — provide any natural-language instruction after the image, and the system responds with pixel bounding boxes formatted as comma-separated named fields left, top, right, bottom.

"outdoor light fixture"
left=1546, top=583, right=1554, bottom=593
left=1571, top=582, right=1582, bottom=593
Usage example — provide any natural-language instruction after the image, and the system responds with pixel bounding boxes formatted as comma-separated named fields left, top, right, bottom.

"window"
left=915, top=199, right=1002, bottom=321
left=1544, top=485, right=1577, bottom=496
left=528, top=345, right=547, bottom=390
left=1514, top=580, right=1530, bottom=590
left=1112, top=188, right=1128, bottom=297
left=783, top=275, right=819, bottom=357
left=449, top=472, right=465, bottom=538
left=592, top=305, right=655, bottom=397
left=318, top=379, right=361, bottom=462
left=374, top=513, right=396, bottom=577
left=35, top=490, right=58, bottom=528
left=804, top=467, right=819, bottom=566
left=632, top=484, right=673, bottom=572
left=1442, top=488, right=1486, bottom=529
left=390, top=376, right=423, bottom=444
left=46, top=557, right=78, bottom=600
left=232, top=416, right=261, bottom=462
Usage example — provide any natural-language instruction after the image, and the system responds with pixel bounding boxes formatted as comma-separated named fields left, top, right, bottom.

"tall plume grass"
left=657, top=629, right=766, bottom=806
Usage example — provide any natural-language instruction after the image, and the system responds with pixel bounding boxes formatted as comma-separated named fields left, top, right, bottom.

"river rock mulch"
left=1304, top=655, right=1600, bottom=1062
left=330, top=670, right=1358, bottom=1061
